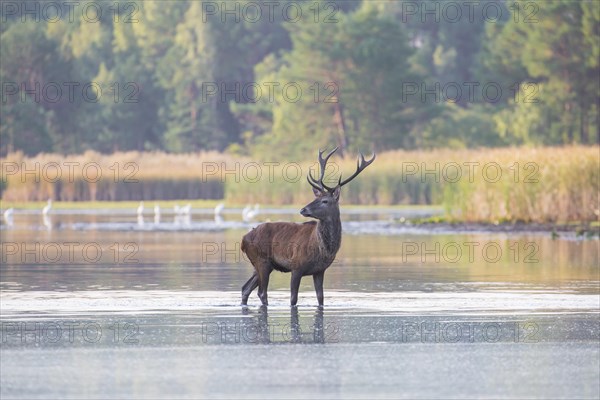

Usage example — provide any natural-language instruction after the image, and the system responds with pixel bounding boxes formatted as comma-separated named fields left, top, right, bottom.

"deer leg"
left=290, top=270, right=303, bottom=306
left=241, top=273, right=259, bottom=305
left=258, top=269, right=270, bottom=306
left=313, top=271, right=325, bottom=307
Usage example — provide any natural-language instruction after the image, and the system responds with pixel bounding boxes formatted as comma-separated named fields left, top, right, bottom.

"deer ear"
left=312, top=186, right=323, bottom=197
left=332, top=185, right=341, bottom=201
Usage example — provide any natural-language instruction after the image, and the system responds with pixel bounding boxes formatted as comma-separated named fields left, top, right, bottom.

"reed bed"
left=0, top=150, right=234, bottom=201
left=2, top=146, right=598, bottom=223
left=436, top=146, right=599, bottom=223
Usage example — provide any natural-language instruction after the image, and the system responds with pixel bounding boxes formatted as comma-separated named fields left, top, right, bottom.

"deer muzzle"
left=300, top=207, right=313, bottom=218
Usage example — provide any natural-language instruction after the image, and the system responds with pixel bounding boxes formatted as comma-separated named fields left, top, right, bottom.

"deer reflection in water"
left=240, top=307, right=328, bottom=344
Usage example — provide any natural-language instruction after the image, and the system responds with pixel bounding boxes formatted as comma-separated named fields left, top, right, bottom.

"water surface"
left=1, top=209, right=598, bottom=399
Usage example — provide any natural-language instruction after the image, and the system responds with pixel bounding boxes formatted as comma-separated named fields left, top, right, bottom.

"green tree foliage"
left=0, top=21, right=57, bottom=154
left=242, top=4, right=440, bottom=158
left=0, top=0, right=598, bottom=156
left=483, top=0, right=599, bottom=144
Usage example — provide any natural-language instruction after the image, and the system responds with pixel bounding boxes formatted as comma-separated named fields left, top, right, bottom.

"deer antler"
left=307, top=147, right=338, bottom=192
left=338, top=152, right=376, bottom=187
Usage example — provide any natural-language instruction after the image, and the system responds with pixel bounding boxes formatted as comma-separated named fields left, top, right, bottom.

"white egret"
left=214, top=202, right=225, bottom=224
left=3, top=208, right=14, bottom=226
left=247, top=203, right=260, bottom=219
left=242, top=204, right=251, bottom=222
left=242, top=204, right=259, bottom=222
left=42, top=199, right=52, bottom=215
left=180, top=203, right=192, bottom=215
left=154, top=204, right=161, bottom=224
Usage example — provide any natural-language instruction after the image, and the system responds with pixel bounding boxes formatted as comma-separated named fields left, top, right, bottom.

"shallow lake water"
left=1, top=209, right=599, bottom=399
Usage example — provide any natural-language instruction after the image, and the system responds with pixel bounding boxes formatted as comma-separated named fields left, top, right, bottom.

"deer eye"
left=322, top=199, right=328, bottom=204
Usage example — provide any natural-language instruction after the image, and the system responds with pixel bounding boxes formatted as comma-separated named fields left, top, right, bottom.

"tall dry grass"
left=1, top=147, right=598, bottom=223
left=0, top=150, right=238, bottom=201
left=437, top=147, right=599, bottom=223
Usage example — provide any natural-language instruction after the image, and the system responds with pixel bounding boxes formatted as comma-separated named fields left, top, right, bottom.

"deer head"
left=300, top=147, right=376, bottom=221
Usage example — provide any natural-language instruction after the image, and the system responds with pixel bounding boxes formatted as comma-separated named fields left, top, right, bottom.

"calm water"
left=1, top=209, right=599, bottom=399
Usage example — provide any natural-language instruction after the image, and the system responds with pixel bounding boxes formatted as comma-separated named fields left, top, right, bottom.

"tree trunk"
left=332, top=101, right=347, bottom=157
left=580, top=108, right=589, bottom=144
left=565, top=101, right=573, bottom=143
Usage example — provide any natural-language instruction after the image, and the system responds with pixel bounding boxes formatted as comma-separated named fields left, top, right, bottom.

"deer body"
left=241, top=148, right=374, bottom=307
left=243, top=219, right=341, bottom=274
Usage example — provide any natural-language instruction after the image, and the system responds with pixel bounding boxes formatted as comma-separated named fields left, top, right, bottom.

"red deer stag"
left=241, top=148, right=375, bottom=307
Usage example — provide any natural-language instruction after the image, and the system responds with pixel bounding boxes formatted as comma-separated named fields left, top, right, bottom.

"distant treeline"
left=2, top=146, right=598, bottom=223
left=1, top=1, right=598, bottom=158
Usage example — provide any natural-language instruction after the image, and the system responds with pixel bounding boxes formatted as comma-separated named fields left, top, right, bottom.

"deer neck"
left=316, top=210, right=342, bottom=255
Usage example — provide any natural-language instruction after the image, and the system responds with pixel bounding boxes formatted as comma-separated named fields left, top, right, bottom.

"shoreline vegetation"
left=1, top=146, right=598, bottom=225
